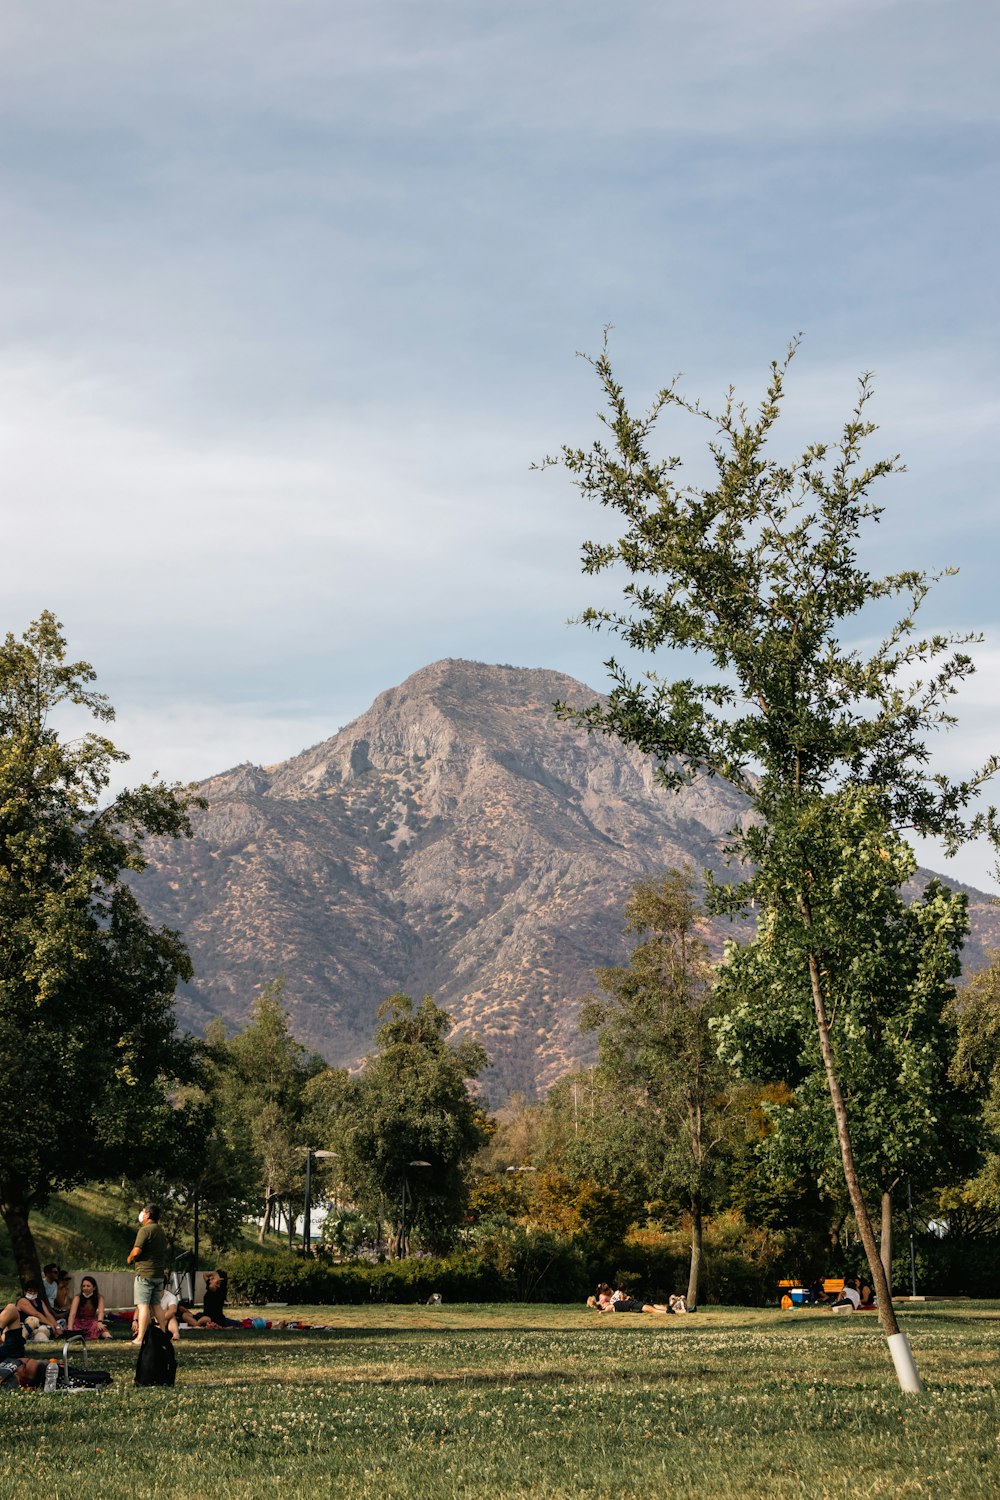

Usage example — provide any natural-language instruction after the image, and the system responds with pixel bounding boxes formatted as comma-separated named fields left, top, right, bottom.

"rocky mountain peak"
left=134, top=659, right=1000, bottom=1100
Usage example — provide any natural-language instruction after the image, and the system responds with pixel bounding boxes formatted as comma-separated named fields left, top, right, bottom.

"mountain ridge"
left=134, top=659, right=1000, bottom=1099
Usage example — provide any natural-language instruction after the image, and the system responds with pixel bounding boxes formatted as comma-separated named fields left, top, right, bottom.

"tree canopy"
left=0, top=613, right=200, bottom=1282
left=331, top=994, right=487, bottom=1256
left=581, top=871, right=735, bottom=1306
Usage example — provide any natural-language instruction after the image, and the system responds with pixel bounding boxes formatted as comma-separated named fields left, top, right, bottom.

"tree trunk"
left=880, top=1190, right=893, bottom=1297
left=686, top=1196, right=703, bottom=1310
left=0, top=1181, right=43, bottom=1289
left=258, top=1189, right=274, bottom=1245
left=803, top=947, right=921, bottom=1391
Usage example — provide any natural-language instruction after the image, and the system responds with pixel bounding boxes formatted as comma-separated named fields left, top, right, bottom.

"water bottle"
left=44, top=1358, right=59, bottom=1392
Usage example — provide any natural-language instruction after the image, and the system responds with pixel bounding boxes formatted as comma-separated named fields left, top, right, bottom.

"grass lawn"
left=2, top=1302, right=997, bottom=1499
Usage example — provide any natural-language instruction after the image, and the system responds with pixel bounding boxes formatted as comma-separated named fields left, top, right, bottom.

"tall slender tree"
left=209, top=979, right=325, bottom=1243
left=545, top=341, right=998, bottom=1388
left=581, top=871, right=734, bottom=1308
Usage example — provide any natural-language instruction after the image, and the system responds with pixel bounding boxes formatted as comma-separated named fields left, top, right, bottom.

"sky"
left=2, top=0, right=998, bottom=886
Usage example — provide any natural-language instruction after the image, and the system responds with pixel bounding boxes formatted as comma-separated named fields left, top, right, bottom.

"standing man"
left=127, top=1203, right=169, bottom=1346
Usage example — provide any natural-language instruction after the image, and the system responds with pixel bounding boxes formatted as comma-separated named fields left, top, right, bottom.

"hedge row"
left=226, top=1249, right=584, bottom=1306
left=226, top=1231, right=1000, bottom=1307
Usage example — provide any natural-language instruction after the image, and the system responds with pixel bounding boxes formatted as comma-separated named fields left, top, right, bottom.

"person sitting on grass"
left=16, top=1280, right=60, bottom=1341
left=829, top=1277, right=861, bottom=1314
left=42, top=1263, right=60, bottom=1310
left=68, top=1276, right=110, bottom=1341
left=54, top=1270, right=74, bottom=1324
left=0, top=1302, right=27, bottom=1358
left=158, top=1285, right=206, bottom=1339
left=857, top=1277, right=875, bottom=1309
left=200, top=1269, right=240, bottom=1328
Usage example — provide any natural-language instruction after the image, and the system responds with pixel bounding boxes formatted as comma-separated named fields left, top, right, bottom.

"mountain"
left=134, top=659, right=1000, bottom=1099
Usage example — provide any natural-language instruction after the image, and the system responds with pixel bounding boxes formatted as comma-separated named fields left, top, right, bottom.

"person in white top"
left=829, top=1278, right=861, bottom=1314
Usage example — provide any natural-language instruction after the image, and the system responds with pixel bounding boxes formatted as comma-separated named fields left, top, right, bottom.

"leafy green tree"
left=581, top=871, right=735, bottom=1307
left=546, top=341, right=998, bottom=1383
left=334, top=994, right=487, bottom=1256
left=210, top=979, right=325, bottom=1244
left=717, top=811, right=982, bottom=1288
left=0, top=613, right=199, bottom=1283
left=123, top=1054, right=261, bottom=1260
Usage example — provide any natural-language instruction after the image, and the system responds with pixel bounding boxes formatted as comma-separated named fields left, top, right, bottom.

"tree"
left=545, top=341, right=998, bottom=1388
left=122, top=1051, right=261, bottom=1260
left=581, top=871, right=735, bottom=1308
left=716, top=810, right=982, bottom=1288
left=333, top=994, right=487, bottom=1256
left=210, top=979, right=325, bottom=1245
left=0, top=613, right=199, bottom=1284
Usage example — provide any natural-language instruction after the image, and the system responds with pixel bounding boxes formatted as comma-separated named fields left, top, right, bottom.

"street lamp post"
left=191, top=1187, right=200, bottom=1302
left=399, top=1160, right=431, bottom=1259
left=301, top=1148, right=338, bottom=1255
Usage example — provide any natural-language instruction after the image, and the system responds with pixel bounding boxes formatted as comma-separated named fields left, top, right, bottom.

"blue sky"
left=2, top=0, right=998, bottom=884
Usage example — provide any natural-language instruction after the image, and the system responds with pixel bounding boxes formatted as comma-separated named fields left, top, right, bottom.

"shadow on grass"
left=212, top=1364, right=718, bottom=1392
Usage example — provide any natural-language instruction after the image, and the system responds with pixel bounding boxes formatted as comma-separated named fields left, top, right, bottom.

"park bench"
left=777, top=1277, right=845, bottom=1308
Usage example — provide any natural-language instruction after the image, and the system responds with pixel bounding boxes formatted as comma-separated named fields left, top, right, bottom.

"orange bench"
left=777, top=1277, right=844, bottom=1309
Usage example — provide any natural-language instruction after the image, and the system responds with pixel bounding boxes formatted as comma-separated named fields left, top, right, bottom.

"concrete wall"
left=65, top=1270, right=208, bottom=1308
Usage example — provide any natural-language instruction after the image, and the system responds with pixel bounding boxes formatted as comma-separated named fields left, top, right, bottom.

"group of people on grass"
left=828, top=1276, right=875, bottom=1313
left=586, top=1282, right=689, bottom=1315
left=1, top=1273, right=112, bottom=1354
left=126, top=1202, right=240, bottom=1343
left=1, top=1202, right=240, bottom=1358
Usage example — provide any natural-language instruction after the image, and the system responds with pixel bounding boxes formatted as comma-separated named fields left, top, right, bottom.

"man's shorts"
left=134, top=1276, right=163, bottom=1308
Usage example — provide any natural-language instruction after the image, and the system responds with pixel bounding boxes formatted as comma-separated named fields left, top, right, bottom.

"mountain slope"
left=135, top=659, right=1000, bottom=1098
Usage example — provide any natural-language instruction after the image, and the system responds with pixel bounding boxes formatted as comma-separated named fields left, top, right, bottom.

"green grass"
left=2, top=1303, right=997, bottom=1499
left=0, top=1186, right=136, bottom=1292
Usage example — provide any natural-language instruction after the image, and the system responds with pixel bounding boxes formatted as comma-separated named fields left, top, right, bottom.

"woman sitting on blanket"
left=67, top=1276, right=111, bottom=1340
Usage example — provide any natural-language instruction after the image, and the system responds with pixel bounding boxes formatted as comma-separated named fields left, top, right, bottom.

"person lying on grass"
left=0, top=1355, right=47, bottom=1389
left=68, top=1276, right=111, bottom=1341
left=587, top=1283, right=673, bottom=1315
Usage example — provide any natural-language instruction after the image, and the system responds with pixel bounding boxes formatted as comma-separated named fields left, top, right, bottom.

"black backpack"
left=134, top=1324, right=177, bottom=1387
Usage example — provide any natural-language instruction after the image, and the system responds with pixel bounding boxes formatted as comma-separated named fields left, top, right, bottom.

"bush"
left=613, top=1214, right=788, bottom=1306
left=227, top=1232, right=589, bottom=1306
